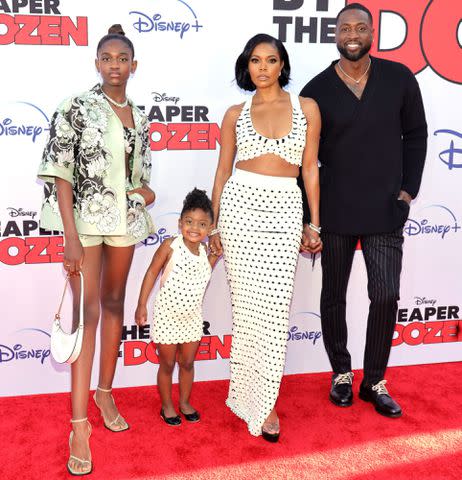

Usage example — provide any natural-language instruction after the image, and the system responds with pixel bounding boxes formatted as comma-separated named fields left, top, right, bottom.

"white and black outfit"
left=299, top=57, right=427, bottom=385
left=151, top=235, right=211, bottom=345
left=219, top=93, right=306, bottom=436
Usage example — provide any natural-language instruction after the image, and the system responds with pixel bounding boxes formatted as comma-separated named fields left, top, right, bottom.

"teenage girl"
left=135, top=189, right=219, bottom=425
left=38, top=24, right=155, bottom=475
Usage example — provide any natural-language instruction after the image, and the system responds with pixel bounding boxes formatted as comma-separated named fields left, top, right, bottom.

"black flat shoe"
left=359, top=380, right=402, bottom=418
left=330, top=372, right=354, bottom=407
left=180, top=409, right=200, bottom=423
left=160, top=408, right=182, bottom=426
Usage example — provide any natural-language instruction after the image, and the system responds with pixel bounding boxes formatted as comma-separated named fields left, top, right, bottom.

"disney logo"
left=434, top=129, right=462, bottom=170
left=142, top=228, right=173, bottom=247
left=129, top=10, right=203, bottom=39
left=404, top=205, right=460, bottom=239
left=415, top=297, right=437, bottom=306
left=0, top=343, right=50, bottom=364
left=0, top=117, right=47, bottom=143
left=151, top=92, right=180, bottom=104
left=403, top=219, right=459, bottom=239
left=287, top=326, right=322, bottom=345
left=7, top=207, right=37, bottom=219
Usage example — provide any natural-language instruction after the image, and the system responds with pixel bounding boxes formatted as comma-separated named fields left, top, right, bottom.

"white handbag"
left=50, top=271, right=84, bottom=364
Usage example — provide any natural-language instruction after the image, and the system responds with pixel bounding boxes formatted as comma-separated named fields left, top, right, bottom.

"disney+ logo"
left=404, top=205, right=460, bottom=239
left=130, top=0, right=203, bottom=39
left=0, top=101, right=49, bottom=143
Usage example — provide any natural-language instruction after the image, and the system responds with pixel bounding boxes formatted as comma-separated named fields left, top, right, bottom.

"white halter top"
left=235, top=92, right=307, bottom=167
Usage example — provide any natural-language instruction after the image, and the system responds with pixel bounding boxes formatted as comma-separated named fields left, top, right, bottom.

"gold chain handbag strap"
left=55, top=275, right=70, bottom=320
left=54, top=272, right=84, bottom=324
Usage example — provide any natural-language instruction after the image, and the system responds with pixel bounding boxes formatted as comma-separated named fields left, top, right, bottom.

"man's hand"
left=398, top=190, right=412, bottom=205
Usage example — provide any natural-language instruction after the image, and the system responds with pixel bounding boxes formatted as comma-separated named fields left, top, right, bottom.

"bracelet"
left=309, top=223, right=321, bottom=234
left=209, top=228, right=219, bottom=237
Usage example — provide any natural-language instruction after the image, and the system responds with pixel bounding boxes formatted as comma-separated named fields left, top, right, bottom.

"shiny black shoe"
left=262, top=419, right=280, bottom=443
left=180, top=409, right=200, bottom=423
left=330, top=372, right=354, bottom=407
left=262, top=430, right=280, bottom=443
left=359, top=380, right=402, bottom=418
left=160, top=408, right=182, bottom=426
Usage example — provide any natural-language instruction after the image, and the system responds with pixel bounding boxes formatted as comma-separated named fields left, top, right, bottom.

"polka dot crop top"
left=235, top=92, right=307, bottom=167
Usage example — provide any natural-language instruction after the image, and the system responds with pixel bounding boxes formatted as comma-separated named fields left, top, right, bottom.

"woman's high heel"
left=262, top=419, right=280, bottom=443
left=67, top=418, right=92, bottom=476
left=93, top=386, right=129, bottom=432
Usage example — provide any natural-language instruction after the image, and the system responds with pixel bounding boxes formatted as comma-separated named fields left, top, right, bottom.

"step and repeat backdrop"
left=1, top=0, right=461, bottom=396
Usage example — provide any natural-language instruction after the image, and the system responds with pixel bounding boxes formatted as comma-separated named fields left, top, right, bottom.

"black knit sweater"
left=299, top=56, right=427, bottom=235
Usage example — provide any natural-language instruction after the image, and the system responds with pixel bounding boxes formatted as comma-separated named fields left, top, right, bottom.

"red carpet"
left=1, top=362, right=462, bottom=479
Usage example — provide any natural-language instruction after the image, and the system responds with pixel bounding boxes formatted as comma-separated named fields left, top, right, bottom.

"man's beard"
left=337, top=43, right=371, bottom=61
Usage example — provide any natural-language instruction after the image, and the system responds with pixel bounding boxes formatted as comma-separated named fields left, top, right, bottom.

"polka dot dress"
left=151, top=235, right=212, bottom=345
left=219, top=169, right=303, bottom=436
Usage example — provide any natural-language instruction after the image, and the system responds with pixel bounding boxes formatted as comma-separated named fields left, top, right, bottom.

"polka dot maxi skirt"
left=218, top=169, right=303, bottom=436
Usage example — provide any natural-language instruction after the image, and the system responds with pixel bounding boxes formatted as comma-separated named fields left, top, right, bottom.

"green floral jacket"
left=38, top=84, right=154, bottom=237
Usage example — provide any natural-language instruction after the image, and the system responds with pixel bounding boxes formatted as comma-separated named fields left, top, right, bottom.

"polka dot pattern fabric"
left=236, top=92, right=307, bottom=167
left=218, top=169, right=303, bottom=436
left=151, top=235, right=212, bottom=345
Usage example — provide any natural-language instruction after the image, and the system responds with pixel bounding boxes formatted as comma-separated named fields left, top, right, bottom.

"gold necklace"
left=338, top=58, right=371, bottom=84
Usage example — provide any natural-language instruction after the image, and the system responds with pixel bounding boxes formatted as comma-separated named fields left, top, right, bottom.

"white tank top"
left=159, top=235, right=211, bottom=289
left=235, top=92, right=307, bottom=167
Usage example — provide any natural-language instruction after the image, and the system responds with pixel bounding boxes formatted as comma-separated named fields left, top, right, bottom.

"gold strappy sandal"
left=67, top=418, right=92, bottom=476
left=93, top=386, right=129, bottom=432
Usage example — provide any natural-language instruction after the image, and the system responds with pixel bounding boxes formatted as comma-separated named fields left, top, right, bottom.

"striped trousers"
left=320, top=229, right=404, bottom=385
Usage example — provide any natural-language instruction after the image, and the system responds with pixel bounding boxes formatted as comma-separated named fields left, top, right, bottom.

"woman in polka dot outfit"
left=210, top=34, right=322, bottom=441
left=135, top=189, right=219, bottom=426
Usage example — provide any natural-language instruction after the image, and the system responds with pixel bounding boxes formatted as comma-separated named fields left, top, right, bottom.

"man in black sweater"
left=299, top=3, right=427, bottom=417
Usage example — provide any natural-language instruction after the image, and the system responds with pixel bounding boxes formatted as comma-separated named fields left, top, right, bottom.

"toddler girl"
left=135, top=188, right=219, bottom=425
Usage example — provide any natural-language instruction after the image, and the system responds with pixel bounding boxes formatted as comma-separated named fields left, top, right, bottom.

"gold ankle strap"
left=70, top=417, right=88, bottom=423
left=96, top=386, right=112, bottom=393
